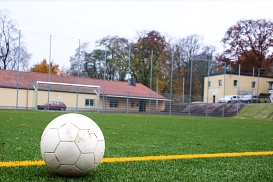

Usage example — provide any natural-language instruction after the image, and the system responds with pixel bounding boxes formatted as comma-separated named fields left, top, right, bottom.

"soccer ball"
left=40, top=113, right=105, bottom=177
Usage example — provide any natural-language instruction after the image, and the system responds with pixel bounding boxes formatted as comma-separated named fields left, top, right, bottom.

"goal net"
left=33, top=81, right=100, bottom=112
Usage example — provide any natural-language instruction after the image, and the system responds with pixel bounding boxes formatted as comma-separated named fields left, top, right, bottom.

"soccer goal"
left=33, top=81, right=100, bottom=112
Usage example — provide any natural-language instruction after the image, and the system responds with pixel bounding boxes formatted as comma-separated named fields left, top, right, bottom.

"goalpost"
left=33, top=81, right=100, bottom=112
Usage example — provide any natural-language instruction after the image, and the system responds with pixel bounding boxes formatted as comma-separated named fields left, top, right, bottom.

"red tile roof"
left=0, top=70, right=166, bottom=100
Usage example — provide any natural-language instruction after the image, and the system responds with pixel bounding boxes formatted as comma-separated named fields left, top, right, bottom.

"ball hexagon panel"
left=76, top=153, right=95, bottom=171
left=58, top=123, right=79, bottom=142
left=55, top=142, right=81, bottom=165
left=41, top=114, right=72, bottom=138
left=69, top=113, right=93, bottom=130
left=75, top=130, right=98, bottom=153
left=40, top=128, right=59, bottom=153
left=44, top=152, right=61, bottom=171
left=94, top=141, right=105, bottom=164
left=56, top=165, right=82, bottom=177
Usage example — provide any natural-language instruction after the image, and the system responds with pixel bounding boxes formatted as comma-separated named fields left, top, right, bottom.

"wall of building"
left=0, top=88, right=35, bottom=109
left=203, top=73, right=273, bottom=103
left=99, top=97, right=165, bottom=112
left=0, top=87, right=166, bottom=112
left=0, top=87, right=99, bottom=110
left=36, top=90, right=99, bottom=111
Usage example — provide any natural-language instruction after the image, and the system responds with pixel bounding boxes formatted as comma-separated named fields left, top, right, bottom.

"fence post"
left=149, top=49, right=153, bottom=114
left=16, top=30, right=21, bottom=110
left=169, top=52, right=173, bottom=115
left=47, top=35, right=52, bottom=110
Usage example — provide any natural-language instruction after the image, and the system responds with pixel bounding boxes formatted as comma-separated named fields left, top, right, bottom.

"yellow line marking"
left=1, top=151, right=273, bottom=167
left=101, top=151, right=273, bottom=163
left=0, top=160, right=45, bottom=167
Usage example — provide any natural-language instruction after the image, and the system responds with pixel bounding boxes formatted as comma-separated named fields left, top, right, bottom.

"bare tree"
left=173, top=34, right=204, bottom=96
left=97, top=35, right=130, bottom=81
left=0, top=9, right=31, bottom=70
left=217, top=19, right=273, bottom=74
left=131, top=30, right=169, bottom=88
left=69, top=42, right=90, bottom=77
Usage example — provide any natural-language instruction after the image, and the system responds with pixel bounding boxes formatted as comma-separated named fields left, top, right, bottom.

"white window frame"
left=218, top=80, right=222, bottom=87
left=85, top=99, right=94, bottom=107
left=110, top=100, right=118, bottom=108
left=233, top=80, right=238, bottom=87
left=208, top=81, right=211, bottom=88
left=252, top=81, right=256, bottom=89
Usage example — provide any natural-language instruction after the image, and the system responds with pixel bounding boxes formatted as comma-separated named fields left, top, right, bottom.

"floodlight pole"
left=257, top=68, right=264, bottom=97
left=169, top=52, right=174, bottom=115
left=188, top=57, right=193, bottom=116
left=188, top=57, right=217, bottom=117
left=149, top=49, right=153, bottom=114
left=182, top=77, right=185, bottom=103
left=222, top=62, right=226, bottom=117
left=47, top=35, right=52, bottom=110
left=251, top=67, right=254, bottom=104
left=76, top=39, right=80, bottom=112
left=235, top=64, right=240, bottom=115
left=16, top=30, right=21, bottom=110
left=126, top=46, right=131, bottom=114
left=206, top=58, right=210, bottom=117
left=35, top=82, right=38, bottom=111
left=103, top=50, right=106, bottom=112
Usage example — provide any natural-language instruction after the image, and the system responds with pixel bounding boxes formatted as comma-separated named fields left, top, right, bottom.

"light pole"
left=257, top=68, right=265, bottom=97
left=154, top=67, right=161, bottom=112
left=188, top=58, right=225, bottom=117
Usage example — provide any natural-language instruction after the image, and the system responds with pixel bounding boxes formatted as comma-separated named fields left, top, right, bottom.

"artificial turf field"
left=0, top=109, right=273, bottom=181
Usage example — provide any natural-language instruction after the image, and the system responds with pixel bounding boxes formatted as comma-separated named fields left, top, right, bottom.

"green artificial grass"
left=236, top=103, right=273, bottom=119
left=1, top=156, right=273, bottom=181
left=0, top=110, right=273, bottom=181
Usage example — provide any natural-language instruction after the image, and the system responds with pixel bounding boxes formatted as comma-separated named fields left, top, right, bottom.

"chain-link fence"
left=0, top=77, right=245, bottom=117
left=0, top=30, right=256, bottom=117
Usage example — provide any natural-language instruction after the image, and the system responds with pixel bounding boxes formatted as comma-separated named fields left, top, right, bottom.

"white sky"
left=2, top=0, right=273, bottom=69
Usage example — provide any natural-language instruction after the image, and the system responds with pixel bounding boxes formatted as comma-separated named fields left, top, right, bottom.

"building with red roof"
left=0, top=69, right=167, bottom=112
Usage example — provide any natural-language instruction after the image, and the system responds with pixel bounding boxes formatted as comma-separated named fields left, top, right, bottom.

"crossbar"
left=35, top=81, right=100, bottom=88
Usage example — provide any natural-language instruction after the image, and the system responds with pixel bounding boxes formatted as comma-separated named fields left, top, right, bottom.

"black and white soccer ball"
left=40, top=113, right=105, bottom=177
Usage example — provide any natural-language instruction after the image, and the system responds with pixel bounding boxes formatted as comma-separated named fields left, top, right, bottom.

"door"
left=213, top=95, right=215, bottom=103
left=139, top=100, right=146, bottom=112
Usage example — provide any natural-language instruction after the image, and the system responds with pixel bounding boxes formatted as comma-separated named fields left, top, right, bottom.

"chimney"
left=130, top=77, right=136, bottom=86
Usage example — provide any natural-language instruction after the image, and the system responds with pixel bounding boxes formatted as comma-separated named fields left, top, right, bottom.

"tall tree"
left=97, top=35, right=130, bottom=81
left=70, top=42, right=91, bottom=77
left=216, top=19, right=273, bottom=75
left=0, top=9, right=31, bottom=70
left=70, top=42, right=107, bottom=79
left=31, top=59, right=59, bottom=74
left=172, top=34, right=205, bottom=97
left=84, top=49, right=105, bottom=79
left=131, top=30, right=169, bottom=89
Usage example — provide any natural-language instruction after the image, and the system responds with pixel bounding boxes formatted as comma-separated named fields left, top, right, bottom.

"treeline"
left=69, top=31, right=216, bottom=96
left=1, top=8, right=273, bottom=96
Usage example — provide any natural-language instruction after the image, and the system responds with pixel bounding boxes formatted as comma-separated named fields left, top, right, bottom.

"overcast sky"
left=2, top=0, right=273, bottom=69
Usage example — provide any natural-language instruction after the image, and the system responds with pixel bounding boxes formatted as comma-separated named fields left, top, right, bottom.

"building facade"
left=0, top=70, right=167, bottom=112
left=203, top=71, right=273, bottom=103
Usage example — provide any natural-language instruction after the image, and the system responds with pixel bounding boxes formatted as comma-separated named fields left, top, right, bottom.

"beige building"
left=203, top=71, right=273, bottom=103
left=0, top=70, right=167, bottom=112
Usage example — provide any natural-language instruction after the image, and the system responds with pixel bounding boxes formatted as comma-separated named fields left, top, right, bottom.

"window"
left=110, top=100, right=118, bottom=108
left=85, top=99, right=94, bottom=107
left=218, top=80, right=222, bottom=87
left=233, top=80, right=238, bottom=87
left=252, top=81, right=256, bottom=89
left=269, top=83, right=273, bottom=90
left=131, top=102, right=135, bottom=108
left=208, top=81, right=211, bottom=88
